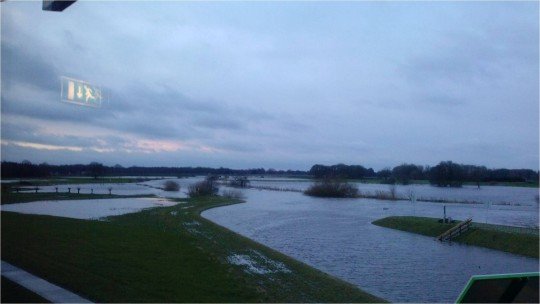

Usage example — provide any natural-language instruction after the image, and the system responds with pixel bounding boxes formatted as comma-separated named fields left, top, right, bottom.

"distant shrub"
left=304, top=179, right=358, bottom=198
left=163, top=180, right=180, bottom=192
left=406, top=188, right=416, bottom=202
left=388, top=184, right=397, bottom=199
left=228, top=176, right=250, bottom=188
left=188, top=179, right=219, bottom=197
left=221, top=189, right=245, bottom=200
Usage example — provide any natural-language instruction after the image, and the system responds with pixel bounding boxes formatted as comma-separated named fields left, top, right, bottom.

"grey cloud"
left=401, top=25, right=538, bottom=87
left=213, top=140, right=265, bottom=153
left=1, top=43, right=59, bottom=93
left=1, top=2, right=538, bottom=170
left=1, top=119, right=107, bottom=149
left=1, top=40, right=256, bottom=142
left=63, top=30, right=87, bottom=54
left=195, top=115, right=243, bottom=131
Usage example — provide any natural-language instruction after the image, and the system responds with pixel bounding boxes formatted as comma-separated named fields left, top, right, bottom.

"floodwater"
left=203, top=187, right=539, bottom=303
left=250, top=178, right=540, bottom=205
left=33, top=177, right=205, bottom=198
left=5, top=176, right=539, bottom=302
left=1, top=197, right=178, bottom=219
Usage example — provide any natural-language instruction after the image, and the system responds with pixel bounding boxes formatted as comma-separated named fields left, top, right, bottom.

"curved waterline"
left=202, top=188, right=539, bottom=302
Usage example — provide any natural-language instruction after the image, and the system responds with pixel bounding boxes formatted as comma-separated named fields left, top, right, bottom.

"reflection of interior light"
left=67, top=81, right=75, bottom=100
left=60, top=76, right=103, bottom=108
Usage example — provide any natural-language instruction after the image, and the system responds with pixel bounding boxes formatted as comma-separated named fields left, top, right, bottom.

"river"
left=203, top=185, right=539, bottom=302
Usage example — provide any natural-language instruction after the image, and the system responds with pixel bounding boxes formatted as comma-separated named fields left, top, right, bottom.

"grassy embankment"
left=2, top=196, right=384, bottom=303
left=372, top=216, right=539, bottom=259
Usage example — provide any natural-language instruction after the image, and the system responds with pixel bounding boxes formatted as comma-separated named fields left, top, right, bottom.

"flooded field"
left=203, top=186, right=539, bottom=303
left=1, top=197, right=178, bottom=219
left=32, top=177, right=205, bottom=199
left=250, top=178, right=540, bottom=205
left=4, top=177, right=538, bottom=302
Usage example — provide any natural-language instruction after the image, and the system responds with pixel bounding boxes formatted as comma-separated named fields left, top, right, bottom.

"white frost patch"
left=182, top=220, right=206, bottom=236
left=227, top=251, right=291, bottom=274
left=227, top=255, right=267, bottom=274
left=185, top=228, right=201, bottom=235
left=1, top=198, right=178, bottom=220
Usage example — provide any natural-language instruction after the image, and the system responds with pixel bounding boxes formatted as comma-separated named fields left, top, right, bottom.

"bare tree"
left=388, top=184, right=397, bottom=200
left=89, top=162, right=105, bottom=179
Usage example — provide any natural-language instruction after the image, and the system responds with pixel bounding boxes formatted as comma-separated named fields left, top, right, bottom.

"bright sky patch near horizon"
left=1, top=1, right=538, bottom=170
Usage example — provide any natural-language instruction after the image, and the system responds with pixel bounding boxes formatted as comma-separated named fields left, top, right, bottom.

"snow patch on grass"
left=227, top=251, right=291, bottom=275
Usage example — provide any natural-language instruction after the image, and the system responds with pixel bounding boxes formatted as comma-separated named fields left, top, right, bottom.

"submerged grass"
left=2, top=177, right=160, bottom=186
left=331, top=179, right=538, bottom=188
left=1, top=196, right=384, bottom=303
left=372, top=216, right=539, bottom=259
left=1, top=192, right=156, bottom=205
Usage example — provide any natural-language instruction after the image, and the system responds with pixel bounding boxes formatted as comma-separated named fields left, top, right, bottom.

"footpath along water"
left=203, top=188, right=539, bottom=303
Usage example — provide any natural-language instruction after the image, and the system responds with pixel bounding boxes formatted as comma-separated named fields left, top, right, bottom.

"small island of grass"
left=372, top=216, right=539, bottom=259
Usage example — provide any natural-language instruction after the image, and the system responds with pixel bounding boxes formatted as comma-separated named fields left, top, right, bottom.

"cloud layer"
left=1, top=2, right=538, bottom=170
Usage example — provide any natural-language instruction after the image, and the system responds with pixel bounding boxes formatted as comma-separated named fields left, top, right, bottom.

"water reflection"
left=1, top=197, right=177, bottom=219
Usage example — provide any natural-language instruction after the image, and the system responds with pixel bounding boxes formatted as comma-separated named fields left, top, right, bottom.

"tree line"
left=2, top=160, right=537, bottom=187
left=309, top=162, right=538, bottom=187
left=0, top=161, right=305, bottom=179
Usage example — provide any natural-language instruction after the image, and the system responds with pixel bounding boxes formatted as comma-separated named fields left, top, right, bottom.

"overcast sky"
left=1, top=1, right=538, bottom=170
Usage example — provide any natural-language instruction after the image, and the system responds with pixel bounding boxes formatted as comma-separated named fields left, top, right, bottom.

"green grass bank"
left=2, top=196, right=384, bottom=302
left=372, top=216, right=539, bottom=259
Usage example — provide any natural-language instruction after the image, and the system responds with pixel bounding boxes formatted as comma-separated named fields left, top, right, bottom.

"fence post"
left=443, top=205, right=446, bottom=222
